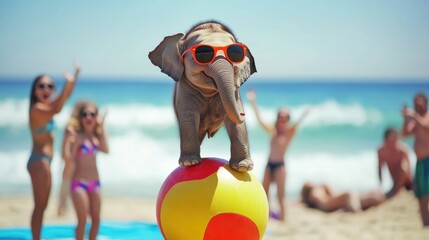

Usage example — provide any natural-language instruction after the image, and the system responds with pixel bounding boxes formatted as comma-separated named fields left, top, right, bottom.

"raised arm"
left=246, top=89, right=273, bottom=134
left=293, top=107, right=311, bottom=128
left=401, top=105, right=416, bottom=137
left=409, top=111, right=429, bottom=133
left=32, top=63, right=80, bottom=119
left=96, top=112, right=109, bottom=153
left=287, top=108, right=311, bottom=140
left=51, top=63, right=80, bottom=113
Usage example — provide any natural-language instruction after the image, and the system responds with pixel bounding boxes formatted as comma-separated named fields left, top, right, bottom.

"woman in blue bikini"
left=28, top=63, right=79, bottom=240
left=247, top=89, right=309, bottom=221
left=70, top=101, right=109, bottom=240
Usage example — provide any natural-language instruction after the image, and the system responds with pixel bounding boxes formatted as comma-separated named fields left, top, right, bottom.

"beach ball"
left=156, top=157, right=269, bottom=240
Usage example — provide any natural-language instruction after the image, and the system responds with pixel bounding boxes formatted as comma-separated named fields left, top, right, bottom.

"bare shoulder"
left=65, top=125, right=75, bottom=134
left=377, top=146, right=386, bottom=159
left=29, top=104, right=41, bottom=117
left=30, top=102, right=55, bottom=120
left=32, top=102, right=52, bottom=112
left=398, top=142, right=409, bottom=154
left=377, top=144, right=385, bottom=153
left=377, top=147, right=382, bottom=156
left=267, top=126, right=276, bottom=135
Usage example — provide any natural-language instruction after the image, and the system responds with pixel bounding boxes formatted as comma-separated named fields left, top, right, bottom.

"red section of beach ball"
left=203, top=213, right=260, bottom=240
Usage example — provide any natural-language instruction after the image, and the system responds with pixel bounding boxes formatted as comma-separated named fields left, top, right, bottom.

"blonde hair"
left=75, top=100, right=100, bottom=134
left=65, top=100, right=86, bottom=132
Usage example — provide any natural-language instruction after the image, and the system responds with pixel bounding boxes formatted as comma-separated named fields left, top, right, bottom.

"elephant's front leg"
left=224, top=118, right=253, bottom=172
left=178, top=111, right=201, bottom=166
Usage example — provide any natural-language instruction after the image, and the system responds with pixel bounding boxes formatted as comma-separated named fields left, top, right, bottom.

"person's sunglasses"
left=80, top=112, right=97, bottom=119
left=181, top=43, right=247, bottom=65
left=37, top=83, right=55, bottom=90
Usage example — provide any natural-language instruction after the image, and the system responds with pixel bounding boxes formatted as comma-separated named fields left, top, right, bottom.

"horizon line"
left=0, top=75, right=428, bottom=83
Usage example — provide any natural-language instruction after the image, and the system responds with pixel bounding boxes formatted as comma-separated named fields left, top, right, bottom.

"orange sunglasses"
left=181, top=43, right=247, bottom=65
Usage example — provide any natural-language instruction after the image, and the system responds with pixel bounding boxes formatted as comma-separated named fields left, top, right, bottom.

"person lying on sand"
left=301, top=182, right=385, bottom=212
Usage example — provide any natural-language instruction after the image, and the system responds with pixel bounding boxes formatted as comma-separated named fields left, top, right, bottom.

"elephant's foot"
left=229, top=158, right=254, bottom=172
left=179, top=153, right=201, bottom=167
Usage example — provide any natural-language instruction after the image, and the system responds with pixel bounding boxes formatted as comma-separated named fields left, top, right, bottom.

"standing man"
left=402, top=93, right=429, bottom=226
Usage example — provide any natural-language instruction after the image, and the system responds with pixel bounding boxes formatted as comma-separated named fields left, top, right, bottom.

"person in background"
left=57, top=101, right=85, bottom=216
left=28, top=63, right=79, bottom=240
left=247, top=89, right=310, bottom=221
left=402, top=92, right=429, bottom=226
left=70, top=101, right=109, bottom=240
left=301, top=182, right=385, bottom=212
left=377, top=127, right=413, bottom=198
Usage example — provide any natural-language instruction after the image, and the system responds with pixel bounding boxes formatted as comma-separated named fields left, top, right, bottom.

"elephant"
left=148, top=21, right=256, bottom=172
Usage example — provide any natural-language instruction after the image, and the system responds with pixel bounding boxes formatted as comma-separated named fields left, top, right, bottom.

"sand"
left=1, top=191, right=428, bottom=240
left=266, top=191, right=428, bottom=240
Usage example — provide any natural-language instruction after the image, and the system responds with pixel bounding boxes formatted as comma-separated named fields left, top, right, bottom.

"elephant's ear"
left=148, top=33, right=185, bottom=82
left=235, top=47, right=257, bottom=87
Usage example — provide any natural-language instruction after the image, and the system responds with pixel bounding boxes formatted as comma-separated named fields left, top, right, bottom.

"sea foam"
left=0, top=98, right=383, bottom=130
left=1, top=137, right=413, bottom=198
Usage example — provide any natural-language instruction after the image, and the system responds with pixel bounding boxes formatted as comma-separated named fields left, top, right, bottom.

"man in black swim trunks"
left=247, top=89, right=310, bottom=221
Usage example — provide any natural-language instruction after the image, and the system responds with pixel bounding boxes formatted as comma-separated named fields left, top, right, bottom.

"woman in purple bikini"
left=70, top=101, right=109, bottom=240
left=247, top=89, right=309, bottom=221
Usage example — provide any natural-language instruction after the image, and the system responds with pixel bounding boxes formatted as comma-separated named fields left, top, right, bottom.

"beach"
left=2, top=81, right=428, bottom=198
left=1, top=81, right=429, bottom=239
left=1, top=190, right=428, bottom=239
left=268, top=191, right=428, bottom=240
left=2, top=1, right=429, bottom=238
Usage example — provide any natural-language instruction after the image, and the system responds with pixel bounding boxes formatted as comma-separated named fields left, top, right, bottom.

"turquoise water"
left=0, top=78, right=428, bottom=198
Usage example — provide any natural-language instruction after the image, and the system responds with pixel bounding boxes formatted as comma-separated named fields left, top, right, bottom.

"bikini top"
left=33, top=119, right=56, bottom=134
left=76, top=142, right=98, bottom=158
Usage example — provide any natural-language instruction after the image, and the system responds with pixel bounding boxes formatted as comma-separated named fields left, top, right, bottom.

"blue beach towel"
left=0, top=221, right=163, bottom=240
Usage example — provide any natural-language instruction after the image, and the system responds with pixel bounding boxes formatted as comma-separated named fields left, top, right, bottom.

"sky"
left=0, top=0, right=428, bottom=81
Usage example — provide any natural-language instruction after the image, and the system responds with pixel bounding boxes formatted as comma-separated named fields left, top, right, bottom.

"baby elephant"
left=149, top=21, right=256, bottom=172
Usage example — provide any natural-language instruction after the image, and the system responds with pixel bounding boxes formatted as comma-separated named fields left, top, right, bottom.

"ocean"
left=0, top=78, right=428, bottom=199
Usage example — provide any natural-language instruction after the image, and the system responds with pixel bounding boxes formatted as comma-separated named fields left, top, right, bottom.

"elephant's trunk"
left=205, top=58, right=244, bottom=124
